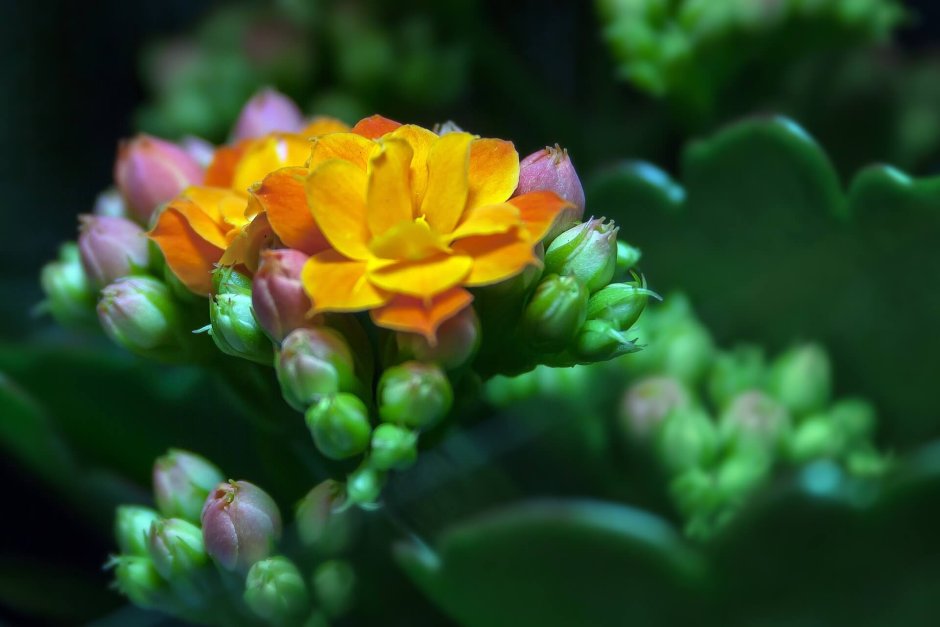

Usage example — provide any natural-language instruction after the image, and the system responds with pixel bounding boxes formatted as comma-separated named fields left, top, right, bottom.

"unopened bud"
left=39, top=242, right=96, bottom=327
left=829, top=398, right=876, bottom=447
left=93, top=188, right=127, bottom=218
left=615, top=241, right=642, bottom=275
left=346, top=464, right=386, bottom=508
left=377, top=361, right=453, bottom=430
left=209, top=268, right=272, bottom=365
left=544, top=218, right=618, bottom=293
left=586, top=280, right=657, bottom=331
left=396, top=306, right=480, bottom=369
left=233, top=89, right=304, bottom=140
left=787, top=414, right=843, bottom=463
left=115, top=135, right=203, bottom=224
left=202, top=480, right=282, bottom=573
left=660, top=320, right=715, bottom=385
left=78, top=215, right=151, bottom=289
left=305, top=393, right=372, bottom=460
left=295, top=480, right=353, bottom=554
left=517, top=145, right=585, bottom=241
left=277, top=328, right=358, bottom=411
left=719, top=390, right=791, bottom=452
left=113, top=556, right=166, bottom=609
left=153, top=449, right=225, bottom=523
left=115, top=506, right=160, bottom=556
left=369, top=424, right=418, bottom=470
left=147, top=518, right=208, bottom=579
left=179, top=136, right=216, bottom=168
left=522, top=274, right=588, bottom=352
left=620, top=375, right=690, bottom=439
left=97, top=276, right=184, bottom=357
left=252, top=249, right=311, bottom=342
left=706, top=345, right=766, bottom=410
left=573, top=319, right=640, bottom=361
left=768, top=344, right=831, bottom=418
left=244, top=556, right=309, bottom=623
left=656, top=407, right=719, bottom=473
left=312, top=559, right=356, bottom=618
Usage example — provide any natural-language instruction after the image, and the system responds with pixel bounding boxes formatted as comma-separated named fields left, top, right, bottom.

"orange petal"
left=367, top=254, right=472, bottom=298
left=232, top=134, right=312, bottom=192
left=204, top=142, right=248, bottom=187
left=467, top=138, right=519, bottom=210
left=371, top=288, right=474, bottom=342
left=507, top=191, right=573, bottom=242
left=164, top=188, right=232, bottom=248
left=420, top=132, right=473, bottom=234
left=351, top=115, right=402, bottom=139
left=149, top=207, right=224, bottom=296
left=452, top=230, right=539, bottom=287
left=308, top=133, right=375, bottom=172
left=219, top=213, right=279, bottom=273
left=367, top=138, right=414, bottom=236
left=252, top=166, right=329, bottom=255
left=301, top=116, right=350, bottom=137
left=449, top=202, right=520, bottom=241
left=387, top=125, right=438, bottom=208
left=306, top=159, right=371, bottom=260
left=302, top=250, right=390, bottom=313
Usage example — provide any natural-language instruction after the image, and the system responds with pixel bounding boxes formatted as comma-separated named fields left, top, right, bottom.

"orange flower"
left=301, top=120, right=572, bottom=340
left=150, top=118, right=345, bottom=295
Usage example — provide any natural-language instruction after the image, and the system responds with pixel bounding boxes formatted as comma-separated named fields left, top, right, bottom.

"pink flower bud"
left=517, top=145, right=586, bottom=241
left=114, top=135, right=204, bottom=225
left=201, top=480, right=282, bottom=573
left=397, top=306, right=480, bottom=369
left=78, top=215, right=150, bottom=289
left=232, top=88, right=304, bottom=141
left=252, top=249, right=311, bottom=342
left=179, top=135, right=216, bottom=168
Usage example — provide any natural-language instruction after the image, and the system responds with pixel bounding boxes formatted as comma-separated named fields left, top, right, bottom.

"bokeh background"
left=3, top=0, right=940, bottom=624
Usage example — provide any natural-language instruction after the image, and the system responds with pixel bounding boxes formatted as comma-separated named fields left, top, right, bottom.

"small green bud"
left=295, top=480, right=354, bottom=554
left=306, top=393, right=372, bottom=460
left=39, top=242, right=96, bottom=327
left=707, top=345, right=767, bottom=410
left=719, top=390, right=791, bottom=453
left=787, top=414, right=844, bottom=463
left=829, top=398, right=876, bottom=447
left=615, top=240, right=642, bottom=275
left=655, top=407, right=719, bottom=473
left=312, top=559, right=356, bottom=618
left=544, top=218, right=618, bottom=292
left=277, top=327, right=359, bottom=411
left=768, top=343, right=831, bottom=418
left=845, top=447, right=891, bottom=477
left=346, top=464, right=386, bottom=508
left=522, top=274, right=588, bottom=352
left=97, top=276, right=185, bottom=358
left=369, top=424, right=419, bottom=470
left=620, top=376, right=690, bottom=439
left=715, top=447, right=772, bottom=501
left=378, top=361, right=453, bottom=429
left=113, top=555, right=166, bottom=609
left=209, top=272, right=273, bottom=364
left=153, top=449, right=224, bottom=523
left=115, top=506, right=161, bottom=556
left=146, top=518, right=208, bottom=579
left=660, top=320, right=715, bottom=385
left=586, top=281, right=656, bottom=331
left=244, top=556, right=309, bottom=623
left=573, top=319, right=640, bottom=361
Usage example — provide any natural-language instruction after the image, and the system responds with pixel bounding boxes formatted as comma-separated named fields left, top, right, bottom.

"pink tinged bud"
left=97, top=276, right=181, bottom=354
left=114, top=135, right=204, bottom=225
left=396, top=306, right=480, bottom=369
left=147, top=518, right=208, bottom=579
left=93, top=188, right=126, bottom=218
left=153, top=449, right=225, bottom=524
left=517, top=145, right=586, bottom=241
left=252, top=249, right=312, bottom=342
left=201, top=480, right=282, bottom=573
left=179, top=135, right=216, bottom=168
left=233, top=88, right=304, bottom=141
left=78, top=215, right=150, bottom=289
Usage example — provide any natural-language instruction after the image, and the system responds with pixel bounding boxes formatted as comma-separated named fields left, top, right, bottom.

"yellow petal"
left=467, top=138, right=519, bottom=210
left=232, top=134, right=311, bottom=192
left=371, top=288, right=473, bottom=342
left=204, top=142, right=248, bottom=188
left=219, top=212, right=278, bottom=272
left=252, top=166, right=329, bottom=255
left=452, top=230, right=539, bottom=287
left=420, top=132, right=473, bottom=234
left=507, top=191, right=573, bottom=242
left=387, top=125, right=438, bottom=208
left=149, top=207, right=223, bottom=296
left=366, top=138, right=414, bottom=237
left=367, top=254, right=472, bottom=298
left=306, top=159, right=371, bottom=260
left=369, top=220, right=449, bottom=261
left=308, top=133, right=374, bottom=172
left=302, top=250, right=390, bottom=313
left=300, top=116, right=350, bottom=137
left=449, top=203, right=520, bottom=241
left=165, top=187, right=233, bottom=248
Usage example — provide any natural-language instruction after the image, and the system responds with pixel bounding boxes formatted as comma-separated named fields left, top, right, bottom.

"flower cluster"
left=41, top=88, right=649, bottom=508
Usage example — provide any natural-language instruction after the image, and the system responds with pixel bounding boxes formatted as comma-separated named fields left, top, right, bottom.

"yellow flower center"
left=368, top=217, right=451, bottom=261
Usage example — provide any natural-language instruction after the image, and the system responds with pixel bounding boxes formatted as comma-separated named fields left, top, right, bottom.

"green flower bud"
left=277, top=328, right=359, bottom=411
left=39, top=242, right=96, bottom=327
left=544, top=218, right=618, bottom=292
left=572, top=319, right=640, bottom=361
left=655, top=407, right=719, bottom=473
left=113, top=555, right=166, bottom=609
left=829, top=398, right=876, bottom=447
left=522, top=274, right=588, bottom=352
left=97, top=276, right=185, bottom=358
left=660, top=320, right=715, bottom=385
left=152, top=449, right=225, bottom=523
left=845, top=447, right=891, bottom=478
left=244, top=556, right=309, bottom=623
left=295, top=480, right=354, bottom=554
left=212, top=265, right=252, bottom=295
left=209, top=276, right=273, bottom=365
left=768, top=343, right=831, bottom=418
left=787, top=414, right=844, bottom=463
left=146, top=518, right=208, bottom=579
left=346, top=464, right=386, bottom=508
left=586, top=280, right=657, bottom=331
left=306, top=393, right=372, bottom=460
left=620, top=376, right=690, bottom=439
left=615, top=240, right=642, bottom=275
left=377, top=361, right=453, bottom=429
left=312, top=559, right=356, bottom=618
left=707, top=345, right=767, bottom=410
left=719, top=390, right=791, bottom=453
left=716, top=448, right=772, bottom=500
left=369, top=424, right=418, bottom=471
left=115, top=506, right=160, bottom=556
